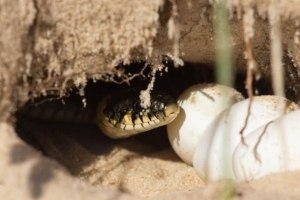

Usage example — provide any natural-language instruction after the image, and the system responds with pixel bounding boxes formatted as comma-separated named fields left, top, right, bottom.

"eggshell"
left=233, top=109, right=300, bottom=181
left=193, top=96, right=299, bottom=181
left=167, top=83, right=244, bottom=165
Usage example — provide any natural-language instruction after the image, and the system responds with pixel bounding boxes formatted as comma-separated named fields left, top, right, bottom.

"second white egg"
left=193, top=96, right=299, bottom=181
left=233, top=109, right=300, bottom=181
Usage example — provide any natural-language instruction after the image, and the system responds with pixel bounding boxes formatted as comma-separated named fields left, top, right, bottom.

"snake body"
left=18, top=89, right=180, bottom=139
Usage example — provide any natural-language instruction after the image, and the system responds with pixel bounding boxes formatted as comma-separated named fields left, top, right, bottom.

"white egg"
left=233, top=109, right=300, bottom=181
left=167, top=83, right=244, bottom=165
left=193, top=96, right=299, bottom=181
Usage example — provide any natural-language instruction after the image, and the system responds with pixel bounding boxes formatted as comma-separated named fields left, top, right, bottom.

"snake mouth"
left=162, top=102, right=180, bottom=124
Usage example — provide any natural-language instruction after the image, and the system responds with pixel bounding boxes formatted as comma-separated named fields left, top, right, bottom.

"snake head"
left=97, top=89, right=180, bottom=139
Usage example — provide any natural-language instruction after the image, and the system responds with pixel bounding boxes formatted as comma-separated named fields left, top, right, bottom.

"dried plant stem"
left=242, top=10, right=255, bottom=99
left=240, top=8, right=256, bottom=146
left=268, top=3, right=288, bottom=168
left=269, top=4, right=285, bottom=98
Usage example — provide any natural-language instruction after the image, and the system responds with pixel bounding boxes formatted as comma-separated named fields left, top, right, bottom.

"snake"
left=17, top=88, right=180, bottom=139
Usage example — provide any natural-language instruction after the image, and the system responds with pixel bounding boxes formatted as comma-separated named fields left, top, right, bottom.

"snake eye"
left=134, top=102, right=143, bottom=111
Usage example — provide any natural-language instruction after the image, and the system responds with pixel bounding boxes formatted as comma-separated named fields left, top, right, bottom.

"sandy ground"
left=16, top=117, right=205, bottom=198
left=3, top=117, right=300, bottom=200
